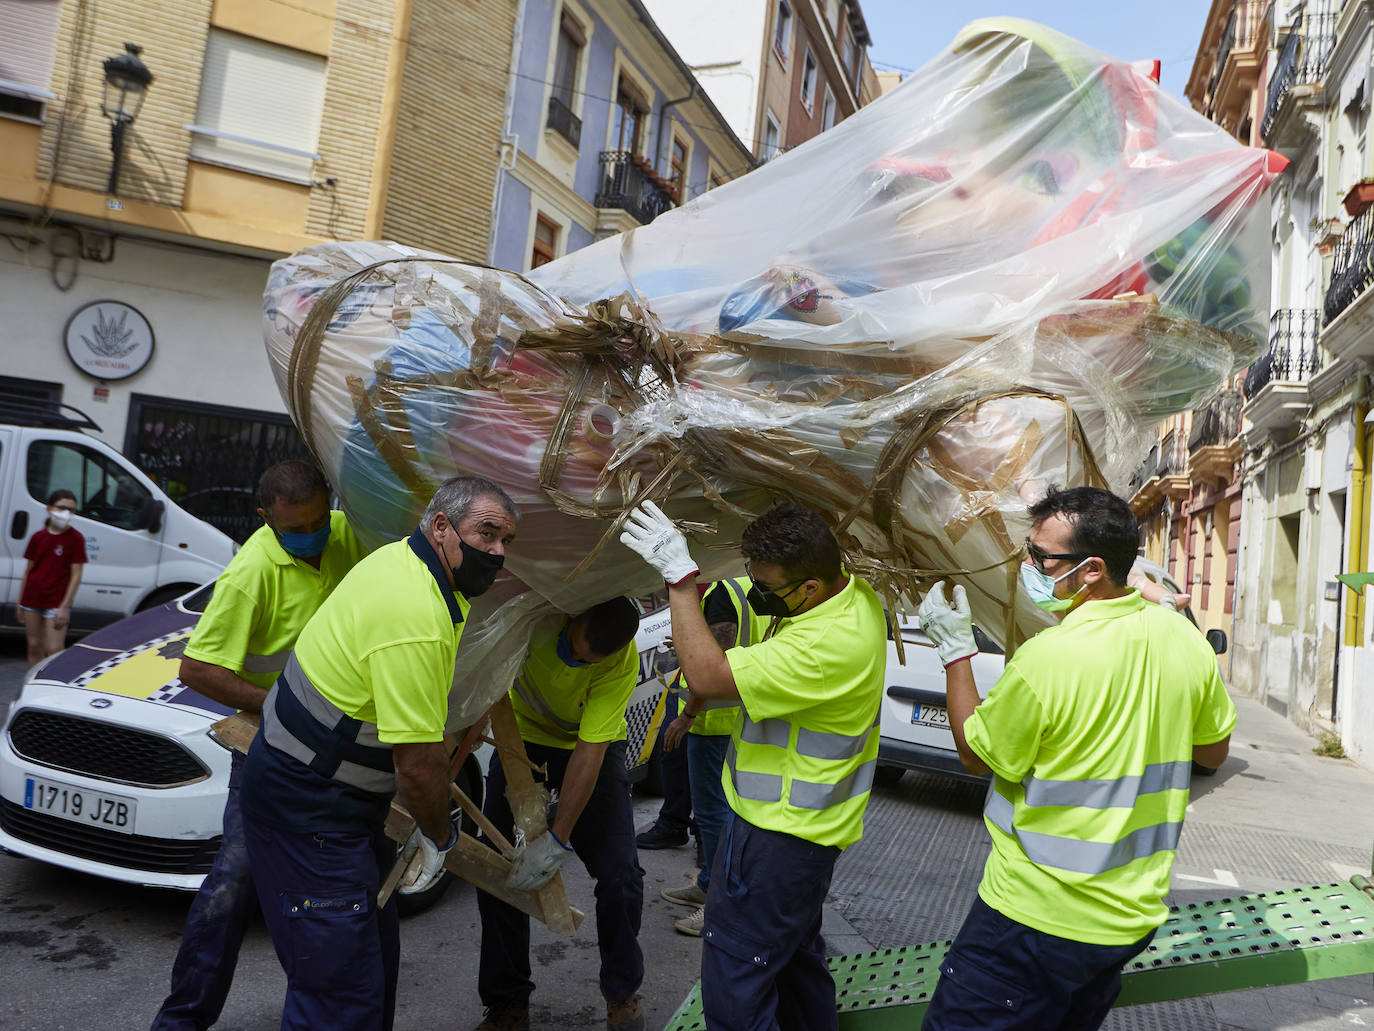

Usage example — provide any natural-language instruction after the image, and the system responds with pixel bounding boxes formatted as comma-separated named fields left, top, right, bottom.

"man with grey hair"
left=240, top=475, right=517, bottom=1031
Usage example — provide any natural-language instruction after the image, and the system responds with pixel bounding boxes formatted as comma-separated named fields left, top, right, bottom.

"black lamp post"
left=101, top=43, right=154, bottom=196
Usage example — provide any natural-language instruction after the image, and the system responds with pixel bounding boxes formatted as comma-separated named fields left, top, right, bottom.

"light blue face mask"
left=277, top=524, right=331, bottom=559
left=1019, top=557, right=1090, bottom=613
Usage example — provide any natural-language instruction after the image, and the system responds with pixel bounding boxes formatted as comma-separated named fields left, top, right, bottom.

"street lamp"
left=101, top=43, right=153, bottom=196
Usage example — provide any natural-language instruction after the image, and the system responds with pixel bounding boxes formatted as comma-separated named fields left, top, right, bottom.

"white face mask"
left=47, top=508, right=73, bottom=530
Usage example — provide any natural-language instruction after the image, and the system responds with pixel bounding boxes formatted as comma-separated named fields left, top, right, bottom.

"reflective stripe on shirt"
left=512, top=672, right=582, bottom=734
left=1022, top=760, right=1193, bottom=810
left=984, top=788, right=1184, bottom=876
left=242, top=649, right=291, bottom=675
left=260, top=653, right=395, bottom=794
left=725, top=734, right=878, bottom=810
left=739, top=713, right=876, bottom=761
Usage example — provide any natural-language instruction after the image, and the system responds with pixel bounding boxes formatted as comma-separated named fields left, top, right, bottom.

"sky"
left=859, top=1, right=1212, bottom=101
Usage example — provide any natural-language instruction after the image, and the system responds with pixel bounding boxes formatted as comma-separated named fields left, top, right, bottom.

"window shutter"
left=191, top=30, right=326, bottom=182
left=0, top=0, right=61, bottom=96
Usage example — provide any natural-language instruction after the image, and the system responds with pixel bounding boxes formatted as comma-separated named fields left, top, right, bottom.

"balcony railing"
left=1188, top=388, right=1242, bottom=450
left=1261, top=8, right=1336, bottom=140
left=1244, top=308, right=1322, bottom=395
left=546, top=94, right=581, bottom=149
left=1325, top=205, right=1374, bottom=325
left=595, top=151, right=677, bottom=225
left=1127, top=428, right=1186, bottom=496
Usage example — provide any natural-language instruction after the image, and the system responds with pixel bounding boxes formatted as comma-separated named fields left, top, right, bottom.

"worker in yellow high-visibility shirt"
left=152, top=460, right=366, bottom=1031
left=918, top=485, right=1235, bottom=1031
left=621, top=501, right=887, bottom=1031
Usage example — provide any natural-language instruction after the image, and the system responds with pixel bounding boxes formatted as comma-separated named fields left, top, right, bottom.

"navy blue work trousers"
left=700, top=812, right=841, bottom=1031
left=686, top=733, right=730, bottom=890
left=478, top=739, right=644, bottom=1007
left=652, top=691, right=696, bottom=836
left=921, top=895, right=1156, bottom=1031
left=151, top=750, right=257, bottom=1031
left=242, top=813, right=400, bottom=1031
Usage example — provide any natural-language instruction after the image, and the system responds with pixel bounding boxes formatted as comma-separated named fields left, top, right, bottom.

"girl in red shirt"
left=15, top=490, right=87, bottom=665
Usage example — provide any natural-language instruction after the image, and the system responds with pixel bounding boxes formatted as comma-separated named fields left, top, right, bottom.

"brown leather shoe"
left=606, top=993, right=645, bottom=1031
left=474, top=1005, right=529, bottom=1031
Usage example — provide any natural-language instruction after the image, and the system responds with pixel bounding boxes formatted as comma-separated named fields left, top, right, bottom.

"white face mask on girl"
left=1019, top=557, right=1090, bottom=612
left=47, top=508, right=73, bottom=530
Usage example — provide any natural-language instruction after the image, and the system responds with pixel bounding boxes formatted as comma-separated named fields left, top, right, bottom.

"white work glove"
left=917, top=581, right=978, bottom=668
left=505, top=830, right=573, bottom=892
left=398, top=820, right=457, bottom=895
left=619, top=501, right=699, bottom=586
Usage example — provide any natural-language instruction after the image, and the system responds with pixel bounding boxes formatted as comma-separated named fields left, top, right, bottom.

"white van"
left=0, top=396, right=235, bottom=632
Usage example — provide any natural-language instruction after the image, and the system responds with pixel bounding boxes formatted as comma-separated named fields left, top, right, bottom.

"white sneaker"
left=674, top=904, right=705, bottom=937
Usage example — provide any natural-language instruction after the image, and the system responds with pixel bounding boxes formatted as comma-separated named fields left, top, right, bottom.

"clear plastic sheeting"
left=262, top=18, right=1284, bottom=673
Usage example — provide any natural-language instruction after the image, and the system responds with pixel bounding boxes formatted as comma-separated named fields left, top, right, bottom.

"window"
left=801, top=49, right=817, bottom=110
left=610, top=77, right=648, bottom=154
left=0, top=0, right=61, bottom=122
left=841, top=29, right=857, bottom=90
left=531, top=214, right=559, bottom=268
left=126, top=394, right=313, bottom=542
left=763, top=114, right=780, bottom=161
left=27, top=440, right=151, bottom=532
left=547, top=12, right=585, bottom=148
left=189, top=30, right=326, bottom=182
left=821, top=86, right=836, bottom=131
left=773, top=1, right=792, bottom=63
left=669, top=136, right=689, bottom=196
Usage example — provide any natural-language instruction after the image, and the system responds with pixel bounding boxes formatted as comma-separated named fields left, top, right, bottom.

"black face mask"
left=441, top=533, right=504, bottom=598
left=746, top=579, right=806, bottom=619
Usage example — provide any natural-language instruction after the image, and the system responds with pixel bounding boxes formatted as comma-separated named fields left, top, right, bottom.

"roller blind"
left=0, top=0, right=60, bottom=96
left=190, top=29, right=326, bottom=182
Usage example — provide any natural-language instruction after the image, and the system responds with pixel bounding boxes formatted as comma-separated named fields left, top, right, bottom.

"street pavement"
left=2, top=630, right=1373, bottom=1029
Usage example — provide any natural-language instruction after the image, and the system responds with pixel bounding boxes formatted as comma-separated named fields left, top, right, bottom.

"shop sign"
left=64, top=300, right=154, bottom=380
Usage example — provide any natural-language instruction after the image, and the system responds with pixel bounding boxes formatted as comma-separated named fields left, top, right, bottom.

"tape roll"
left=583, top=403, right=619, bottom=442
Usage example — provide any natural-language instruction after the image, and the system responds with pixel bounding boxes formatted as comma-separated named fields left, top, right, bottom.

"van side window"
left=27, top=440, right=152, bottom=531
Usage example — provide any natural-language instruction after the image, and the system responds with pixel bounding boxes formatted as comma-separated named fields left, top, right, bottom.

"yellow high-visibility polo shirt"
left=292, top=534, right=469, bottom=744
left=723, top=572, right=887, bottom=848
left=511, top=628, right=638, bottom=749
left=183, top=510, right=366, bottom=689
left=964, top=590, right=1237, bottom=945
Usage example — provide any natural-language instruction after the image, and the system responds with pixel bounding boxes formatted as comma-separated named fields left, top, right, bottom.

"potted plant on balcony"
left=1342, top=177, right=1374, bottom=217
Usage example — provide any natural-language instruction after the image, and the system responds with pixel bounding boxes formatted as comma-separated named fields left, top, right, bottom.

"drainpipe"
left=654, top=82, right=697, bottom=180
left=487, top=0, right=528, bottom=265
left=1348, top=373, right=1370, bottom=647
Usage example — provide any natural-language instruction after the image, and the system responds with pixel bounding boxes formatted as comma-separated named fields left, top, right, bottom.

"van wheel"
left=395, top=754, right=483, bottom=917
left=137, top=585, right=193, bottom=611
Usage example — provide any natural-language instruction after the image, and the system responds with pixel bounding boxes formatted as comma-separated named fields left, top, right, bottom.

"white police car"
left=0, top=583, right=673, bottom=907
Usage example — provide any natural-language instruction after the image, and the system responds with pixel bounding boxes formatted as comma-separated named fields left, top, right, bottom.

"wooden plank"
left=383, top=802, right=584, bottom=933
left=487, top=696, right=580, bottom=937
left=207, top=711, right=260, bottom=752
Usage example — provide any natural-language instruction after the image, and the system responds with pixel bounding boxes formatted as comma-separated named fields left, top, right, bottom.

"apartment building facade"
left=636, top=0, right=879, bottom=161
left=490, top=0, right=754, bottom=273
left=1179, top=0, right=1374, bottom=764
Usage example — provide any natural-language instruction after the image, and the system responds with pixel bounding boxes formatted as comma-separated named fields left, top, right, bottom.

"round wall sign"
left=64, top=300, right=154, bottom=380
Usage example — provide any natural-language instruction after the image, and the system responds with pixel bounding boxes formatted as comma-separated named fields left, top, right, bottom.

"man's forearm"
left=669, top=581, right=738, bottom=700
left=179, top=657, right=271, bottom=713
left=945, top=660, right=990, bottom=776
left=394, top=740, right=454, bottom=844
left=550, top=738, right=609, bottom=842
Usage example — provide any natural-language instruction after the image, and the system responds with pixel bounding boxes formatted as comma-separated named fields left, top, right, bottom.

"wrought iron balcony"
left=1262, top=8, right=1335, bottom=141
left=1188, top=388, right=1242, bottom=451
left=595, top=150, right=677, bottom=225
left=1325, top=206, right=1374, bottom=325
left=546, top=94, right=581, bottom=149
left=1244, top=309, right=1321, bottom=396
